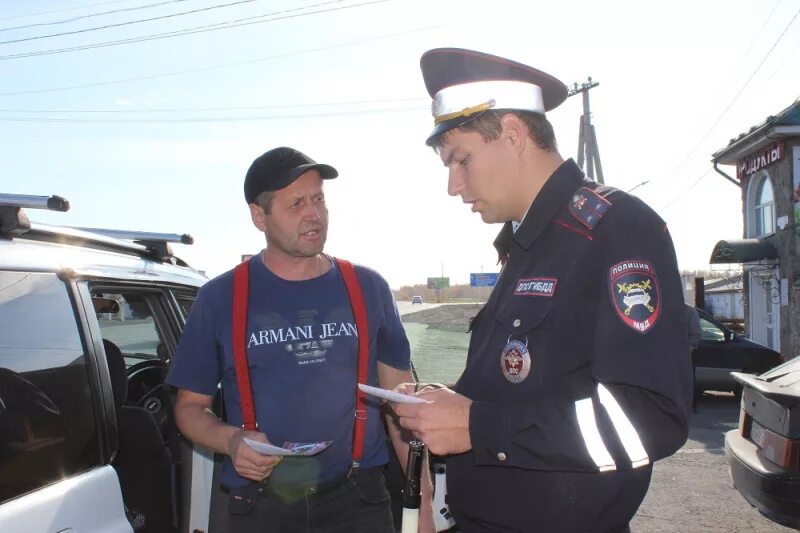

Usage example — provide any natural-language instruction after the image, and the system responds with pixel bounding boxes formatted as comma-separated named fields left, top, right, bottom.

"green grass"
left=402, top=322, right=469, bottom=384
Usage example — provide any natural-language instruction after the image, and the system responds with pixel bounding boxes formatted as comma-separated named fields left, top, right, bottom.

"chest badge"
left=500, top=338, right=531, bottom=384
left=514, top=277, right=557, bottom=297
left=609, top=260, right=661, bottom=334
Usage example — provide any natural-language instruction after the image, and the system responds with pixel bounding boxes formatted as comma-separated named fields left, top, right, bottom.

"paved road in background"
left=396, top=301, right=792, bottom=532
left=396, top=300, right=445, bottom=315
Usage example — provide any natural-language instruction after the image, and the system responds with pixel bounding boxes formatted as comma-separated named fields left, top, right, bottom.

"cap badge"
left=434, top=99, right=496, bottom=125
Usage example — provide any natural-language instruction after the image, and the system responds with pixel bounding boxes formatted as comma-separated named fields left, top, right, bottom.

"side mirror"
left=92, top=297, right=120, bottom=314
left=725, top=330, right=735, bottom=342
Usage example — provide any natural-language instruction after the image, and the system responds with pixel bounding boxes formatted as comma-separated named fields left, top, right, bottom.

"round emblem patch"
left=500, top=339, right=531, bottom=384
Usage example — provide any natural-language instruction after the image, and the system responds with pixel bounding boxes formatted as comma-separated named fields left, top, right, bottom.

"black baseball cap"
left=244, top=146, right=338, bottom=204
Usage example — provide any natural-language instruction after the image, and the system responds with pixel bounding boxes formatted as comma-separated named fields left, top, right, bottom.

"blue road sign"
left=470, top=273, right=499, bottom=287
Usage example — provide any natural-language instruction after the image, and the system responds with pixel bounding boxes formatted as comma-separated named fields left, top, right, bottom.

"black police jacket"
left=447, top=159, right=692, bottom=533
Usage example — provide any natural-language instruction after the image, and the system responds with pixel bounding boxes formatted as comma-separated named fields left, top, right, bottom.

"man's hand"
left=392, top=387, right=472, bottom=456
left=227, top=430, right=282, bottom=482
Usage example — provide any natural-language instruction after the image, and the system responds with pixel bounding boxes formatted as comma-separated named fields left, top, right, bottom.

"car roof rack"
left=72, top=227, right=194, bottom=263
left=0, top=193, right=69, bottom=236
left=0, top=193, right=194, bottom=265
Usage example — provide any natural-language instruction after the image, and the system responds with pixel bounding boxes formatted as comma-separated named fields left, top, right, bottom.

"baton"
left=401, top=439, right=425, bottom=533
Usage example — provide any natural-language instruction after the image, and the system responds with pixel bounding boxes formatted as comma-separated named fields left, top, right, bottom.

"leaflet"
left=244, top=438, right=332, bottom=456
left=357, top=383, right=427, bottom=404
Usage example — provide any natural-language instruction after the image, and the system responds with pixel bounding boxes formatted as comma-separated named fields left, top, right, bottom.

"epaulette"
left=568, top=187, right=612, bottom=230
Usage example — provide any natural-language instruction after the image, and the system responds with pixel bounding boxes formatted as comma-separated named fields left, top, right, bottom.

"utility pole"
left=569, top=77, right=604, bottom=184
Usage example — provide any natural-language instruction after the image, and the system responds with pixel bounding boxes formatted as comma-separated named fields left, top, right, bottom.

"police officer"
left=393, top=48, right=692, bottom=533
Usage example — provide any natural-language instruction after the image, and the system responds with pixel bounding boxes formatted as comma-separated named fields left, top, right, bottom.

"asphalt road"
left=396, top=300, right=447, bottom=315
left=631, top=393, right=794, bottom=532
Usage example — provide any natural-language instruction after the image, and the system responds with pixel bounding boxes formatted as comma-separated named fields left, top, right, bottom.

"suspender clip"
left=347, top=461, right=360, bottom=478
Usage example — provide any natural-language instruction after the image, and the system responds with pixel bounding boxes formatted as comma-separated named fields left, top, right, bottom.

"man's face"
left=438, top=128, right=518, bottom=224
left=251, top=170, right=328, bottom=258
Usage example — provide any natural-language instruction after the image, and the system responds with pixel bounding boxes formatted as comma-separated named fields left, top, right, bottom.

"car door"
left=0, top=270, right=132, bottom=533
left=694, top=313, right=738, bottom=391
left=83, top=281, right=210, bottom=533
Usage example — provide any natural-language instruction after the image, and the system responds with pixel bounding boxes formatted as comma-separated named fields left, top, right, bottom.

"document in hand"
left=244, top=438, right=332, bottom=456
left=357, top=383, right=427, bottom=404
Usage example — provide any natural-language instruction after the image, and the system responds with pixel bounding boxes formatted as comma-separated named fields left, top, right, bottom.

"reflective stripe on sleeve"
left=574, top=398, right=616, bottom=472
left=597, top=384, right=650, bottom=468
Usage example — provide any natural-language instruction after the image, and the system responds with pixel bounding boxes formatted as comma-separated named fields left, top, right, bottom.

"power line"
left=0, top=0, right=261, bottom=44
left=0, top=0, right=135, bottom=22
left=759, top=22, right=800, bottom=87
left=0, top=0, right=192, bottom=32
left=659, top=167, right=714, bottom=211
left=0, top=23, right=445, bottom=97
left=0, top=0, right=385, bottom=61
left=0, top=97, right=427, bottom=114
left=0, top=105, right=427, bottom=124
left=725, top=0, right=784, bottom=75
left=699, top=5, right=800, bottom=141
left=652, top=5, right=800, bottom=207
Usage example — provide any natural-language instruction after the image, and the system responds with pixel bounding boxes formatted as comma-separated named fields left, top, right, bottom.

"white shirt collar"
left=512, top=206, right=531, bottom=234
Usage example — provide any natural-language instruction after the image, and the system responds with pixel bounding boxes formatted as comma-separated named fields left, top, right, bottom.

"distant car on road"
left=693, top=308, right=783, bottom=399
left=725, top=355, right=800, bottom=529
left=411, top=295, right=423, bottom=305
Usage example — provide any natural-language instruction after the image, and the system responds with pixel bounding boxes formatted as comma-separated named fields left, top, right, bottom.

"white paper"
left=358, top=383, right=427, bottom=404
left=244, top=438, right=332, bottom=456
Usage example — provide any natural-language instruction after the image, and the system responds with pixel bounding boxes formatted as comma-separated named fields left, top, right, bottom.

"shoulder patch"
left=608, top=260, right=661, bottom=334
left=569, top=187, right=612, bottom=230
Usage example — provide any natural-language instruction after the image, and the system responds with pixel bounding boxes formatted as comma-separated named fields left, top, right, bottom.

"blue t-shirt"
left=166, top=256, right=411, bottom=489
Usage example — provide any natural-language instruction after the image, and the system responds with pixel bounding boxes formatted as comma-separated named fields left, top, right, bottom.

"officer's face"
left=439, top=129, right=518, bottom=223
left=249, top=170, right=329, bottom=258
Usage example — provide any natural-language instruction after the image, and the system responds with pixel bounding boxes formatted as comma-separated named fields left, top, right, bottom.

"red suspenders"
left=231, top=257, right=370, bottom=468
left=232, top=260, right=257, bottom=431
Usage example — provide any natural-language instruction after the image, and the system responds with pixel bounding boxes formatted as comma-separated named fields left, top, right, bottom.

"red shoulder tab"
left=568, top=187, right=612, bottom=230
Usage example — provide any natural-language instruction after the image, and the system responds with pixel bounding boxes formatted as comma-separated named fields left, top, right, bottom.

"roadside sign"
left=427, top=277, right=450, bottom=289
left=470, top=273, right=499, bottom=287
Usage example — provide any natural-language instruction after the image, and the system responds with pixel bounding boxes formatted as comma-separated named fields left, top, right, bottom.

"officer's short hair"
left=428, top=109, right=557, bottom=153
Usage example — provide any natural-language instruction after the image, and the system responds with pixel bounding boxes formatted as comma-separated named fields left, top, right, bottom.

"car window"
left=699, top=316, right=726, bottom=342
left=173, top=291, right=196, bottom=322
left=93, top=290, right=166, bottom=367
left=0, top=271, right=101, bottom=504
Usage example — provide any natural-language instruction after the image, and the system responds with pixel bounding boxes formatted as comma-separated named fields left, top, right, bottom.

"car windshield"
left=699, top=316, right=726, bottom=342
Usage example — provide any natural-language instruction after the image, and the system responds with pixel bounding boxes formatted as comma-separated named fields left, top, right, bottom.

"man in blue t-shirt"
left=167, top=146, right=433, bottom=532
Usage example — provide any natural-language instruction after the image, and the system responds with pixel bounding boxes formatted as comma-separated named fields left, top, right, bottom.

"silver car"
left=0, top=193, right=212, bottom=533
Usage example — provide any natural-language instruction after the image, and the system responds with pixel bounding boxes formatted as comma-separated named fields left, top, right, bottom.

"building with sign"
left=710, top=99, right=800, bottom=360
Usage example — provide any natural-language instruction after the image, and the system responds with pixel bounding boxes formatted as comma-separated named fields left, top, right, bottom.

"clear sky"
left=2, top=0, right=799, bottom=288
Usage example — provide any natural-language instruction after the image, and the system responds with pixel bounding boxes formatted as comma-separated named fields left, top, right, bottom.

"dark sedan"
left=693, top=308, right=783, bottom=399
left=725, top=356, right=800, bottom=529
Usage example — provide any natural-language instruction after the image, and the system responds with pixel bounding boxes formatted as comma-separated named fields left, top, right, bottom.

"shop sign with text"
left=737, top=142, right=785, bottom=180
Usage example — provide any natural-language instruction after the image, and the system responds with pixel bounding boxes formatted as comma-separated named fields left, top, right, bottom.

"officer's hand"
left=393, top=387, right=472, bottom=456
left=394, top=382, right=448, bottom=395
left=227, top=429, right=282, bottom=482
